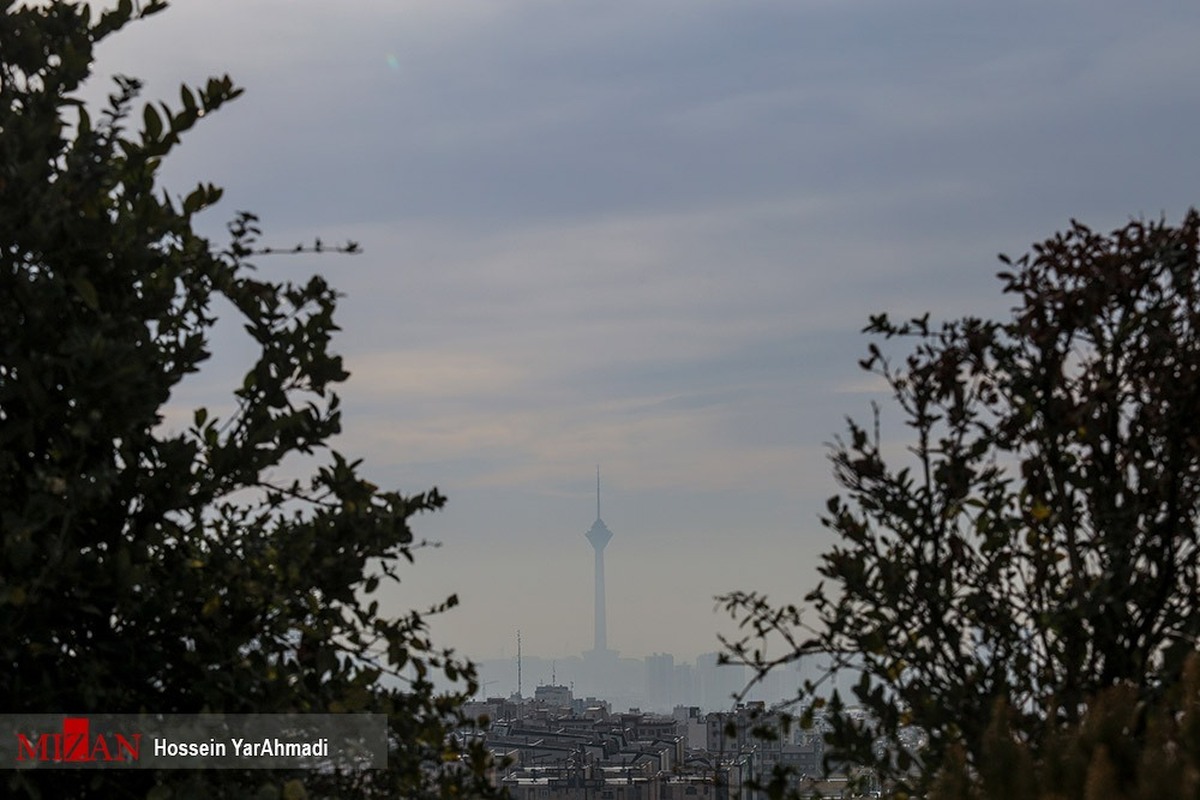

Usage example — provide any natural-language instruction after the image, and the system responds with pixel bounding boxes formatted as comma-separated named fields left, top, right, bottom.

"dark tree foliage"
left=932, top=653, right=1200, bottom=799
left=722, top=211, right=1200, bottom=796
left=1, top=2, right=494, bottom=798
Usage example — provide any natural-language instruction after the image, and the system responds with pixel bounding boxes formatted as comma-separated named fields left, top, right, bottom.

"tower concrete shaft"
left=592, top=538, right=608, bottom=651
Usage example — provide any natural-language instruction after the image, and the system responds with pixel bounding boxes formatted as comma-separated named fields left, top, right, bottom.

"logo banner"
left=1, top=714, right=387, bottom=770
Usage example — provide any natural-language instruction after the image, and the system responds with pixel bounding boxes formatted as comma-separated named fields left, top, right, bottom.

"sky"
left=86, top=0, right=1200, bottom=664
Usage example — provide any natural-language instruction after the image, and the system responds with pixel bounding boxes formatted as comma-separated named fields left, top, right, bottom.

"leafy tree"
left=1, top=2, right=493, bottom=797
left=722, top=210, right=1200, bottom=796
left=932, top=652, right=1200, bottom=799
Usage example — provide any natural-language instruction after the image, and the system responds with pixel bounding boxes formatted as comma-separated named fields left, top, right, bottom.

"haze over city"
left=86, top=0, right=1200, bottom=668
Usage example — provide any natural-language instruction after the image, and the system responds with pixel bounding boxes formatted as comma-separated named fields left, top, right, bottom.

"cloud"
left=93, top=0, right=1200, bottom=662
left=345, top=350, right=528, bottom=401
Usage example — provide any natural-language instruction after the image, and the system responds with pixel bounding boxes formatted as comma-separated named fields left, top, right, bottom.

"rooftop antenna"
left=517, top=630, right=522, bottom=699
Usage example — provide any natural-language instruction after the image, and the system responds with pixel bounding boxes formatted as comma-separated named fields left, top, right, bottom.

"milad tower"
left=584, top=467, right=615, bottom=656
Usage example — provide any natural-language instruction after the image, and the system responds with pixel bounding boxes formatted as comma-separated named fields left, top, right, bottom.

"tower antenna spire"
left=596, top=464, right=601, bottom=519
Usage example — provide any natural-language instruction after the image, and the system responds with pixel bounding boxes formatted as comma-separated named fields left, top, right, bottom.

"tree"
left=721, top=210, right=1200, bottom=796
left=1, top=2, right=493, bottom=797
left=931, top=653, right=1200, bottom=799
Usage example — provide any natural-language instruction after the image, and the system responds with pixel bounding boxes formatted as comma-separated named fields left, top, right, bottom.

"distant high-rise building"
left=584, top=467, right=613, bottom=654
left=533, top=683, right=573, bottom=708
left=645, top=653, right=674, bottom=710
left=673, top=662, right=696, bottom=707
left=697, top=651, right=745, bottom=711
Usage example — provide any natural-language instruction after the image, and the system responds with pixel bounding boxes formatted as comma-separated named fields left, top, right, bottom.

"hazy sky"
left=89, top=0, right=1200, bottom=663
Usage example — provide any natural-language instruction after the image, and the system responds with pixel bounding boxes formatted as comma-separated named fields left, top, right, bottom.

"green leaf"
left=143, top=102, right=163, bottom=141
left=72, top=276, right=100, bottom=310
left=281, top=779, right=307, bottom=800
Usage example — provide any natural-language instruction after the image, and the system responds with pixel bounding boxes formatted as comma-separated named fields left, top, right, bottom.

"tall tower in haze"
left=584, top=467, right=613, bottom=654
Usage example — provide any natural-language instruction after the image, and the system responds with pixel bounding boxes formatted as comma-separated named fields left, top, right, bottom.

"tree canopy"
left=1, top=2, right=491, bottom=797
left=723, top=210, right=1200, bottom=797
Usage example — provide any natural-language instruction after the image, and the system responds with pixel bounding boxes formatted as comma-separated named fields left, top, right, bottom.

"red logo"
left=16, top=717, right=141, bottom=763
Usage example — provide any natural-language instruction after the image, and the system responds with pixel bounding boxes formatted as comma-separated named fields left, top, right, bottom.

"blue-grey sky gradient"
left=89, top=0, right=1200, bottom=662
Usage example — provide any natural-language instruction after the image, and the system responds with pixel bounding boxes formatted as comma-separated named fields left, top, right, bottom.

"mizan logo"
left=16, top=717, right=141, bottom=763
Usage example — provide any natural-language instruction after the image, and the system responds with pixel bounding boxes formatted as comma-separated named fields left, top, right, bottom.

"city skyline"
left=88, top=0, right=1200, bottom=664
